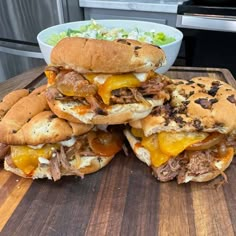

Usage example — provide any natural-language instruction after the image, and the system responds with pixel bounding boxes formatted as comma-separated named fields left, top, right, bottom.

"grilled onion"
left=87, top=130, right=123, bottom=157
left=186, top=132, right=225, bottom=151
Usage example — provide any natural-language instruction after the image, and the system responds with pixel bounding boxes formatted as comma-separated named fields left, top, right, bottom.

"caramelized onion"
left=186, top=132, right=225, bottom=151
left=218, top=142, right=227, bottom=157
left=87, top=130, right=123, bottom=157
left=56, top=71, right=97, bottom=97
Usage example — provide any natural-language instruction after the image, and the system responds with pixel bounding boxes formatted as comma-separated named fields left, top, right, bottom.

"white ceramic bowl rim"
left=37, top=19, right=183, bottom=49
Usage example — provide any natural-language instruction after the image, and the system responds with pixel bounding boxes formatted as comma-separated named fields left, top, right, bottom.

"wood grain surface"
left=0, top=66, right=236, bottom=236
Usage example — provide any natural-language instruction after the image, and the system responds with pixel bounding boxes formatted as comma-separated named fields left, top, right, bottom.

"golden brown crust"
left=50, top=37, right=166, bottom=73
left=1, top=111, right=92, bottom=145
left=0, top=86, right=49, bottom=136
left=134, top=77, right=236, bottom=136
left=0, top=86, right=92, bottom=145
left=0, top=89, right=29, bottom=120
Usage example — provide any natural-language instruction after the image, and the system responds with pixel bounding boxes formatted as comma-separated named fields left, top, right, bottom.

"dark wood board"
left=0, top=66, right=236, bottom=236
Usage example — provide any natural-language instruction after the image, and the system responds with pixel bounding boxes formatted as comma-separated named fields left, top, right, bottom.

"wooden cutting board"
left=0, top=66, right=236, bottom=236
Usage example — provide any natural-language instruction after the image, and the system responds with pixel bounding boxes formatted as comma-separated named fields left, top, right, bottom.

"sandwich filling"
left=45, top=67, right=172, bottom=117
left=128, top=128, right=236, bottom=183
left=3, top=128, right=123, bottom=181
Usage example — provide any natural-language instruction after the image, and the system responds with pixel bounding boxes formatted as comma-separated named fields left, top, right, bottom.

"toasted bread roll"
left=0, top=89, right=29, bottom=120
left=51, top=37, right=166, bottom=73
left=126, top=77, right=236, bottom=184
left=0, top=85, right=92, bottom=145
left=131, top=77, right=236, bottom=136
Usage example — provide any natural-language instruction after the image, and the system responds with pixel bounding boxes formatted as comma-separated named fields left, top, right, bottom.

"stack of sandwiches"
left=1, top=37, right=236, bottom=184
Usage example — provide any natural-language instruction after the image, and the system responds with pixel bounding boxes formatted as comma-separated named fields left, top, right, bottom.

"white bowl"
left=37, top=20, right=183, bottom=74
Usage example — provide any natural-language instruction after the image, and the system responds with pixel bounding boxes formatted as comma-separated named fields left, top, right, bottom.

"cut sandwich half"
left=0, top=86, right=124, bottom=181
left=45, top=37, right=173, bottom=124
left=125, top=77, right=236, bottom=183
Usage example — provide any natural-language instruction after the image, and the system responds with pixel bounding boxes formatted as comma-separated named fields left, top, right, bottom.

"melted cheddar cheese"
left=132, top=128, right=209, bottom=167
left=98, top=74, right=141, bottom=105
left=11, top=144, right=59, bottom=176
left=45, top=70, right=148, bottom=105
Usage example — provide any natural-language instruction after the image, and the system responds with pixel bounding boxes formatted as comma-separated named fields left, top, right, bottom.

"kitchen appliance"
left=0, top=0, right=84, bottom=82
left=176, top=0, right=236, bottom=77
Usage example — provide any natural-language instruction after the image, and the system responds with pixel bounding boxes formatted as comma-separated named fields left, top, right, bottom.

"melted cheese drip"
left=11, top=144, right=59, bottom=175
left=85, top=72, right=149, bottom=85
left=132, top=128, right=208, bottom=167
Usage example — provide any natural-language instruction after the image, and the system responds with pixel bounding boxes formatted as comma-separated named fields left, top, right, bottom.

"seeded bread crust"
left=130, top=77, right=236, bottom=136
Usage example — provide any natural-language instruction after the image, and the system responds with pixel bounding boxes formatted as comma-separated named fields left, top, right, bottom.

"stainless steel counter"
left=79, top=0, right=186, bottom=13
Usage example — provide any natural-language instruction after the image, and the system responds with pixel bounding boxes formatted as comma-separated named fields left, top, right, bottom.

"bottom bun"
left=4, top=154, right=113, bottom=181
left=46, top=87, right=163, bottom=124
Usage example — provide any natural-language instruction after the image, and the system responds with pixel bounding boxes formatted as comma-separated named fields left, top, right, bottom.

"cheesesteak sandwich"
left=45, top=37, right=173, bottom=124
left=124, top=77, right=236, bottom=183
left=0, top=86, right=123, bottom=181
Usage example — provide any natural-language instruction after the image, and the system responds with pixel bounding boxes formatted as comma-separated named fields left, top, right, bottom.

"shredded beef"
left=152, top=132, right=236, bottom=184
left=110, top=88, right=137, bottom=104
left=177, top=150, right=217, bottom=184
left=139, top=77, right=167, bottom=95
left=152, top=158, right=181, bottom=182
left=59, top=146, right=84, bottom=177
left=49, top=145, right=85, bottom=181
left=49, top=153, right=61, bottom=181
left=85, top=96, right=107, bottom=115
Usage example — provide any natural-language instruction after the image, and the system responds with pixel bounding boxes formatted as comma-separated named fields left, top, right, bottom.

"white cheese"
left=28, top=144, right=44, bottom=149
left=38, top=157, right=50, bottom=164
left=60, top=137, right=76, bottom=147
left=133, top=72, right=149, bottom=82
left=92, top=72, right=149, bottom=85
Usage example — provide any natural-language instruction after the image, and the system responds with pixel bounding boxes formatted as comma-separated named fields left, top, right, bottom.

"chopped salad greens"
left=46, top=20, right=176, bottom=47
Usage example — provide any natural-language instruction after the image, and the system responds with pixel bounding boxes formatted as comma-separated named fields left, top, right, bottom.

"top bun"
left=0, top=85, right=92, bottom=145
left=50, top=37, right=166, bottom=73
left=130, top=77, right=236, bottom=135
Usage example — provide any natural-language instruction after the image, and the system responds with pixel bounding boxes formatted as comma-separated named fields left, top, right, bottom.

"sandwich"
left=45, top=37, right=173, bottom=125
left=124, top=77, right=236, bottom=183
left=0, top=85, right=124, bottom=181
